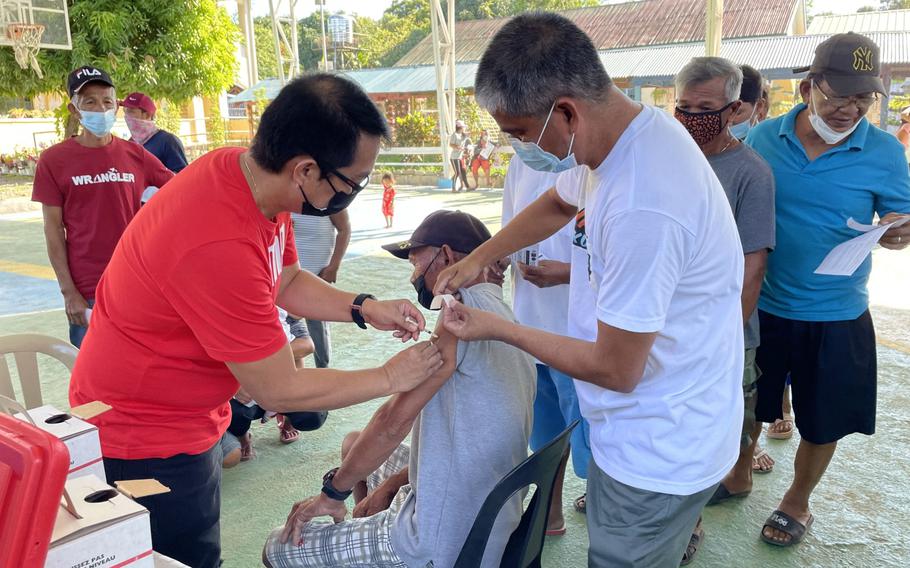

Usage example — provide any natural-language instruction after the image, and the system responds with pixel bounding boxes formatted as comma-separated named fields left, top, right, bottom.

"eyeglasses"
left=813, top=83, right=878, bottom=112
left=327, top=170, right=371, bottom=195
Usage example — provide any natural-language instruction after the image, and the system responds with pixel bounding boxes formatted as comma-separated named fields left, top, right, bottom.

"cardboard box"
left=19, top=405, right=105, bottom=481
left=45, top=475, right=154, bottom=568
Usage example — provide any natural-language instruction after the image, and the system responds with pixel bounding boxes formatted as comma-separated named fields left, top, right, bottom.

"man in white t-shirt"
left=502, top=158, right=592, bottom=532
left=435, top=13, right=744, bottom=566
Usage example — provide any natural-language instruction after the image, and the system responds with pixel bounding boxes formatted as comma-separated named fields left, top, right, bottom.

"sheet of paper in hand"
left=814, top=216, right=910, bottom=276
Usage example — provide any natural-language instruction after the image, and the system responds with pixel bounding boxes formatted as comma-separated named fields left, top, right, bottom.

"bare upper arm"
left=593, top=320, right=657, bottom=393
left=330, top=210, right=350, bottom=233
left=225, top=343, right=297, bottom=409
left=380, top=316, right=458, bottom=432
left=42, top=204, right=63, bottom=227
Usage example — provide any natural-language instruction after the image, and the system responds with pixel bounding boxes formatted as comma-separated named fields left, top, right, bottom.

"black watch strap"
left=321, top=467, right=353, bottom=501
left=351, top=293, right=376, bottom=330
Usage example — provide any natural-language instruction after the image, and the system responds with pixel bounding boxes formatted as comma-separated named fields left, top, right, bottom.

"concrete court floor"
left=1, top=185, right=910, bottom=567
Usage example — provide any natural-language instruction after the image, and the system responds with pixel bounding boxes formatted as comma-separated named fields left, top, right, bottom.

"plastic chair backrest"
left=453, top=420, right=578, bottom=568
left=0, top=412, right=70, bottom=567
left=0, top=333, right=78, bottom=408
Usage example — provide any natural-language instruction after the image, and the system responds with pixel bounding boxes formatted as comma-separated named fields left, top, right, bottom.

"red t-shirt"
left=69, top=147, right=297, bottom=459
left=31, top=137, right=174, bottom=299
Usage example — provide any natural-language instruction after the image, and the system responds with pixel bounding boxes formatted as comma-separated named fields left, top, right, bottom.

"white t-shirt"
left=501, top=158, right=573, bottom=338
left=555, top=105, right=744, bottom=496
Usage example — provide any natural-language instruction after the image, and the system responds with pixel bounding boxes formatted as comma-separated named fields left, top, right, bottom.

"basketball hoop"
left=6, top=22, right=45, bottom=78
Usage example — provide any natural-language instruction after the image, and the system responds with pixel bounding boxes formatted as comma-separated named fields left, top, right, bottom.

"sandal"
left=277, top=416, right=300, bottom=445
left=680, top=523, right=704, bottom=566
left=706, top=482, right=750, bottom=506
left=752, top=447, right=775, bottom=474
left=545, top=523, right=566, bottom=537
left=767, top=414, right=794, bottom=440
left=573, top=493, right=586, bottom=514
left=761, top=509, right=814, bottom=547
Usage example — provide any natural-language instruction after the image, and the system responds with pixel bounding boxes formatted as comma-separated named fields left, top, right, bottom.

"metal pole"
left=268, top=0, right=285, bottom=83
left=319, top=1, right=329, bottom=71
left=289, top=0, right=300, bottom=76
left=430, top=0, right=455, bottom=180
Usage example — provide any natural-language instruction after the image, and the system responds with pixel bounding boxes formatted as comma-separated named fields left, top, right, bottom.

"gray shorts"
left=586, top=461, right=717, bottom=568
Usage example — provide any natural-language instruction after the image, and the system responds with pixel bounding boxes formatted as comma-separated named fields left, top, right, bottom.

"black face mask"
left=412, top=249, right=442, bottom=310
left=298, top=180, right=360, bottom=217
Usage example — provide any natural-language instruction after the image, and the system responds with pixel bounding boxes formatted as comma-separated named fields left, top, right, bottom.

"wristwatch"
left=350, top=293, right=376, bottom=329
left=321, top=467, right=353, bottom=501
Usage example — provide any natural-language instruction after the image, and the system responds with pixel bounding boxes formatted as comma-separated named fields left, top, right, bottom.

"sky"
left=250, top=0, right=884, bottom=21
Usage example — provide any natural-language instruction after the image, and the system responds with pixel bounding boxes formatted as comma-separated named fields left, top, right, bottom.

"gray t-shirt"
left=707, top=143, right=776, bottom=348
left=391, top=283, right=536, bottom=568
left=449, top=131, right=466, bottom=160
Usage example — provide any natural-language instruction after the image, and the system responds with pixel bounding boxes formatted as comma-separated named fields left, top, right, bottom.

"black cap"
left=382, top=210, right=491, bottom=259
left=793, top=32, right=886, bottom=97
left=67, top=66, right=114, bottom=98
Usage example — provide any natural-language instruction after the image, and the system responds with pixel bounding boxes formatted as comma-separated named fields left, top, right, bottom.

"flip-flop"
left=767, top=415, right=794, bottom=440
left=279, top=420, right=300, bottom=445
left=545, top=524, right=566, bottom=536
left=752, top=447, right=775, bottom=474
left=239, top=433, right=256, bottom=462
left=680, top=524, right=704, bottom=566
left=573, top=493, right=586, bottom=514
left=706, top=483, right=751, bottom=506
left=761, top=509, right=814, bottom=547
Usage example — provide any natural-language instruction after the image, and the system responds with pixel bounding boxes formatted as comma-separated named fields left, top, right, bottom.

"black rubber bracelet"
left=351, top=293, right=376, bottom=330
left=321, top=467, right=353, bottom=501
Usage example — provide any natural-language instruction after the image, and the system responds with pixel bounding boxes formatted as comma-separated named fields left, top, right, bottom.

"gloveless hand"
left=362, top=298, right=426, bottom=342
left=441, top=301, right=506, bottom=342
left=63, top=289, right=89, bottom=327
left=382, top=341, right=444, bottom=393
left=279, top=493, right=347, bottom=546
left=879, top=212, right=910, bottom=251
left=519, top=260, right=570, bottom=288
left=433, top=256, right=485, bottom=296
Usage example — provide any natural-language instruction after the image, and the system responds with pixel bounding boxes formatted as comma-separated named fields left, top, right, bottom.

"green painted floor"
left=2, top=186, right=910, bottom=567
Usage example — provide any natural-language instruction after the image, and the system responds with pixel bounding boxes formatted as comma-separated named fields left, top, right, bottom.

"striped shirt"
left=290, top=213, right=336, bottom=274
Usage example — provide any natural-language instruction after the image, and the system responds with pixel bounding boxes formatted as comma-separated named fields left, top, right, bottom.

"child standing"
left=381, top=172, right=396, bottom=228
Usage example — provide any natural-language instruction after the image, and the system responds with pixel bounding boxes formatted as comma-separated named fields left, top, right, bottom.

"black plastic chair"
left=453, top=420, right=579, bottom=568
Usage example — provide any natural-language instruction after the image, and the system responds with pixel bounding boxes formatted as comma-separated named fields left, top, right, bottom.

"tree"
left=0, top=0, right=238, bottom=101
left=880, top=0, right=910, bottom=9
left=356, top=0, right=599, bottom=69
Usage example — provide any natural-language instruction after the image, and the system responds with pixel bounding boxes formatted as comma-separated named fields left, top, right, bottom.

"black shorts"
left=755, top=309, right=877, bottom=445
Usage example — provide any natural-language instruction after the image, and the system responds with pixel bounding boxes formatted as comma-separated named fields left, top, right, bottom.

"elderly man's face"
left=409, top=246, right=445, bottom=292
left=676, top=77, right=738, bottom=116
left=800, top=78, right=876, bottom=132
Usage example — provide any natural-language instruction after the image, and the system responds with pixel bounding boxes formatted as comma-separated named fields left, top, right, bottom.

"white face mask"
left=808, top=81, right=860, bottom=145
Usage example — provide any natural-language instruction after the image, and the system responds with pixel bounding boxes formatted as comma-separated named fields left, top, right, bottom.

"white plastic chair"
left=0, top=333, right=78, bottom=408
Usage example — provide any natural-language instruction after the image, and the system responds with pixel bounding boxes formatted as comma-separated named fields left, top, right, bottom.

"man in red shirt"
left=69, top=74, right=443, bottom=568
left=31, top=66, right=174, bottom=347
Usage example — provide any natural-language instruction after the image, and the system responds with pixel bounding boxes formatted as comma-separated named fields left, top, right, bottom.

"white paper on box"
left=16, top=405, right=104, bottom=480
left=815, top=216, right=910, bottom=276
left=46, top=475, right=154, bottom=568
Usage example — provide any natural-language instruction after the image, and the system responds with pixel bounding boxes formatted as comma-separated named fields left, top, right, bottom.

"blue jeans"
left=530, top=364, right=592, bottom=479
left=69, top=298, right=95, bottom=348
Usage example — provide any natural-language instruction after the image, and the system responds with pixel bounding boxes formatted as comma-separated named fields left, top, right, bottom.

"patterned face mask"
left=674, top=101, right=735, bottom=146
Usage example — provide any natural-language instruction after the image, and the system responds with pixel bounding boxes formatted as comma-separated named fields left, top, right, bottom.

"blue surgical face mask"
left=729, top=106, right=757, bottom=140
left=729, top=119, right=751, bottom=140
left=79, top=108, right=117, bottom=137
left=509, top=101, right=577, bottom=173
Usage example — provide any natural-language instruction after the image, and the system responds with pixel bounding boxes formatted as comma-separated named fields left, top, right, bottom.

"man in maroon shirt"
left=32, top=66, right=173, bottom=347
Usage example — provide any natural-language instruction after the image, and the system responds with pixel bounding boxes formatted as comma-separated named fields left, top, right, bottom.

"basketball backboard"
left=0, top=0, right=71, bottom=50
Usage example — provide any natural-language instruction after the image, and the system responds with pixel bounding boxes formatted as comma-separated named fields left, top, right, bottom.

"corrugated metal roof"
left=395, top=0, right=801, bottom=66
left=808, top=9, right=910, bottom=35
left=231, top=31, right=910, bottom=101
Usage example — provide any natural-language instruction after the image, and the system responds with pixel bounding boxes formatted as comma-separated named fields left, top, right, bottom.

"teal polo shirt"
left=746, top=103, right=910, bottom=322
